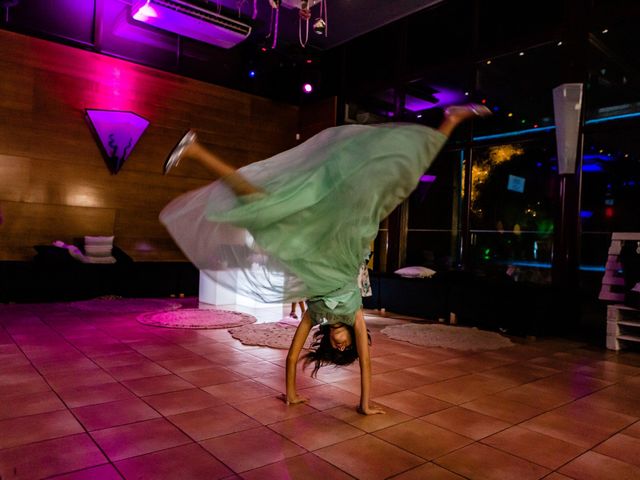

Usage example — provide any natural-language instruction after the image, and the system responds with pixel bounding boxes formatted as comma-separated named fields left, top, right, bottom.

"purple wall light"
left=85, top=109, right=150, bottom=174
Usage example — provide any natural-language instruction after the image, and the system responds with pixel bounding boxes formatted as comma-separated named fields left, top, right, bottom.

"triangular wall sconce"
left=85, top=109, right=150, bottom=174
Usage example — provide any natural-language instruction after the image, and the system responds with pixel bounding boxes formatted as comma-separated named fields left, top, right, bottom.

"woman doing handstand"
left=160, top=104, right=490, bottom=415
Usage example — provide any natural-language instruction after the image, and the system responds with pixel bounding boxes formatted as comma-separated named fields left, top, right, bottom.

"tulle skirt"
left=160, top=123, right=447, bottom=320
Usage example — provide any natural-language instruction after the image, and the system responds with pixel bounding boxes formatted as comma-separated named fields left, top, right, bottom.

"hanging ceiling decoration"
left=262, top=0, right=327, bottom=48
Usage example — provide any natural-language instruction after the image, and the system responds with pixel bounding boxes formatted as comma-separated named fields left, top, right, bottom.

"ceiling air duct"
left=131, top=0, right=252, bottom=49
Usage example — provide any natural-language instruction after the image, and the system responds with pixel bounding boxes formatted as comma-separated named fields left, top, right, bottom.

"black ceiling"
left=2, top=0, right=640, bottom=136
left=215, top=0, right=444, bottom=51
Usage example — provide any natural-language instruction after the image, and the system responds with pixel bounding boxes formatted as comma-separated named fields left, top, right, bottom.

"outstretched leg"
left=164, top=130, right=262, bottom=196
left=437, top=103, right=491, bottom=137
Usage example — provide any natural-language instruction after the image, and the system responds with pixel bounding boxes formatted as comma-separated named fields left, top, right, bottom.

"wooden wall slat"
left=0, top=154, right=210, bottom=208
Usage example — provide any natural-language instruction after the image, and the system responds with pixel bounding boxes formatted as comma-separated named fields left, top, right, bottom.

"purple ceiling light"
left=405, top=87, right=466, bottom=112
left=85, top=109, right=150, bottom=174
left=431, top=87, right=467, bottom=108
left=381, top=85, right=466, bottom=113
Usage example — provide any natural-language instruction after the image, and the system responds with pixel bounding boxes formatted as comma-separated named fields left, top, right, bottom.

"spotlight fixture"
left=302, top=83, right=313, bottom=93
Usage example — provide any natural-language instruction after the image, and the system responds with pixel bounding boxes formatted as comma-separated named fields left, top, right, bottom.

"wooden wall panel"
left=299, top=97, right=338, bottom=142
left=0, top=30, right=299, bottom=261
left=0, top=201, right=116, bottom=259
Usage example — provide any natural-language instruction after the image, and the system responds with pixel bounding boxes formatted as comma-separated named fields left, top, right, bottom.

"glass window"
left=406, top=149, right=463, bottom=269
left=468, top=139, right=558, bottom=283
left=581, top=118, right=640, bottom=269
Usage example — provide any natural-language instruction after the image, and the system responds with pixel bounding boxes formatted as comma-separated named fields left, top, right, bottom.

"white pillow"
left=394, top=266, right=436, bottom=278
left=85, top=235, right=114, bottom=246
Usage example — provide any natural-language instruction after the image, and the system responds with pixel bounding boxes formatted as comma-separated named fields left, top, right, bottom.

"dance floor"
left=2, top=299, right=640, bottom=479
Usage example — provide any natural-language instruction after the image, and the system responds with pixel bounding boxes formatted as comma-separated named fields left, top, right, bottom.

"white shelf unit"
left=600, top=233, right=640, bottom=350
left=599, top=232, right=640, bottom=302
left=607, top=304, right=640, bottom=350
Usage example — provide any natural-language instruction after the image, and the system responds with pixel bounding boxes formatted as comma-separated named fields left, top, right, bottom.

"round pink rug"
left=229, top=321, right=314, bottom=349
left=137, top=308, right=257, bottom=329
left=70, top=298, right=182, bottom=314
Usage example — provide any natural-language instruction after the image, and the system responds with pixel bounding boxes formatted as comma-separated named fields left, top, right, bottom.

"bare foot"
left=444, top=103, right=492, bottom=123
left=163, top=129, right=197, bottom=175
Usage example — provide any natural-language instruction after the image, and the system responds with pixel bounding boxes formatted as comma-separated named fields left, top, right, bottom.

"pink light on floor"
left=419, top=174, right=436, bottom=183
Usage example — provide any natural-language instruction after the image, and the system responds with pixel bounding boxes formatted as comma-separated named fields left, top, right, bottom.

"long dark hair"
left=302, top=324, right=371, bottom=377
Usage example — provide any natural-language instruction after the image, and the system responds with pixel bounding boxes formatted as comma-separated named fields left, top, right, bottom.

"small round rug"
left=137, top=308, right=257, bottom=329
left=381, top=323, right=513, bottom=351
left=230, top=322, right=314, bottom=349
left=70, top=298, right=182, bottom=314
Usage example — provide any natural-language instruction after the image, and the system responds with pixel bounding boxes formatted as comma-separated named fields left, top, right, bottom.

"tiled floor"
left=2, top=299, right=640, bottom=479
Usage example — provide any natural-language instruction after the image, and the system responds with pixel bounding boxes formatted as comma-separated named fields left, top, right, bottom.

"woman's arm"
left=354, top=309, right=385, bottom=415
left=283, top=311, right=313, bottom=404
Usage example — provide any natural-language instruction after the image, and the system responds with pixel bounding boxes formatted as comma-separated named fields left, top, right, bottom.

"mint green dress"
left=160, top=123, right=447, bottom=325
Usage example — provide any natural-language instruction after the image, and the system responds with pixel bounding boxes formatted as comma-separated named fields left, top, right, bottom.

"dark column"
left=377, top=20, right=409, bottom=272
left=374, top=219, right=389, bottom=272
left=552, top=0, right=589, bottom=289
left=387, top=86, right=409, bottom=272
left=552, top=160, right=583, bottom=288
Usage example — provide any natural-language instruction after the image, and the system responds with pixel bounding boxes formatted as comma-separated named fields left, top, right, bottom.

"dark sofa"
left=363, top=270, right=574, bottom=337
left=0, top=260, right=199, bottom=303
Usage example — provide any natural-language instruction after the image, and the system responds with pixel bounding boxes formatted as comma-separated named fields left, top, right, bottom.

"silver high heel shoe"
left=163, top=129, right=197, bottom=175
left=444, top=103, right=492, bottom=119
